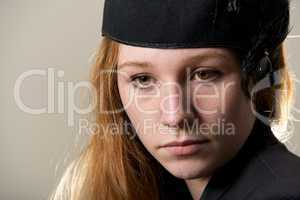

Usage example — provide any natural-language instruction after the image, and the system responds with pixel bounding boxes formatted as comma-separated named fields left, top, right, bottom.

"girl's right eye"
left=130, top=74, right=156, bottom=89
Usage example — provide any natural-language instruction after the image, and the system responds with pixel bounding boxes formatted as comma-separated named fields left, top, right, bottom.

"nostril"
left=160, top=108, right=195, bottom=129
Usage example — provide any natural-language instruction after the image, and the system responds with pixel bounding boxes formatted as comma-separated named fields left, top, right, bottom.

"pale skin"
left=117, top=44, right=256, bottom=199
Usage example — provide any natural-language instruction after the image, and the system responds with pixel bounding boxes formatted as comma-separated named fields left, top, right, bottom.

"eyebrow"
left=117, top=52, right=227, bottom=69
left=117, top=61, right=153, bottom=69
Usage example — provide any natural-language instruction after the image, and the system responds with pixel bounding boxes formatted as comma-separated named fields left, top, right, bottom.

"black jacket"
left=160, top=118, right=300, bottom=200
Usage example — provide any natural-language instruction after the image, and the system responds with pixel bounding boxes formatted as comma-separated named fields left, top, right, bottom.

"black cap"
left=101, top=0, right=290, bottom=71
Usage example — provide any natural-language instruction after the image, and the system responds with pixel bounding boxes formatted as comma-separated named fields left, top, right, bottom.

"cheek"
left=118, top=85, right=160, bottom=148
left=221, top=78, right=251, bottom=122
left=191, top=76, right=247, bottom=120
left=123, top=105, right=161, bottom=158
left=191, top=84, right=220, bottom=118
left=201, top=77, right=253, bottom=151
left=119, top=91, right=160, bottom=127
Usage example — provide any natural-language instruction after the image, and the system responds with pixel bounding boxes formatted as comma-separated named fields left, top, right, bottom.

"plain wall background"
left=1, top=0, right=300, bottom=199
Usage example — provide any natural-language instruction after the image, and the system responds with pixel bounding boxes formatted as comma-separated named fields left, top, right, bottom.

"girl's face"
left=117, top=44, right=256, bottom=180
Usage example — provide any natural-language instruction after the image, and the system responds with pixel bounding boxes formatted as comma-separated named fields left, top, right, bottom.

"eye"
left=130, top=74, right=156, bottom=89
left=191, top=69, right=222, bottom=82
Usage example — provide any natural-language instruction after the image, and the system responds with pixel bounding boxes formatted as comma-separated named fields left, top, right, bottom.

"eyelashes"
left=190, top=69, right=222, bottom=82
left=130, top=68, right=223, bottom=90
left=130, top=73, right=156, bottom=89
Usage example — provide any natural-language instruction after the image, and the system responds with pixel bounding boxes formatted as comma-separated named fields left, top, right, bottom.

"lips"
left=160, top=139, right=209, bottom=156
left=160, top=139, right=209, bottom=148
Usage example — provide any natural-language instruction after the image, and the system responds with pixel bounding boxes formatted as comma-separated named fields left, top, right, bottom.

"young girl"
left=51, top=0, right=300, bottom=199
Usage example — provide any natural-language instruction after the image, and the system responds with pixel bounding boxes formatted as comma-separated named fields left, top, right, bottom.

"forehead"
left=118, top=44, right=237, bottom=65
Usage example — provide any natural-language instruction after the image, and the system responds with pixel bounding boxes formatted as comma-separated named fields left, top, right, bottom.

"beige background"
left=1, top=0, right=300, bottom=199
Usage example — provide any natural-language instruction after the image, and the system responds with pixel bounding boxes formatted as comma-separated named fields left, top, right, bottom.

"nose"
left=159, top=83, right=194, bottom=128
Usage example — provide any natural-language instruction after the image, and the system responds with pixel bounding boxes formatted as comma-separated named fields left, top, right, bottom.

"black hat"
left=101, top=0, right=290, bottom=73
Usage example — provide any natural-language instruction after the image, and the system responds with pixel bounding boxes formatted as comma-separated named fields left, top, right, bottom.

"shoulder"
left=256, top=142, right=300, bottom=182
left=250, top=178, right=300, bottom=200
left=256, top=142, right=300, bottom=178
left=238, top=143, right=300, bottom=200
left=205, top=121, right=300, bottom=200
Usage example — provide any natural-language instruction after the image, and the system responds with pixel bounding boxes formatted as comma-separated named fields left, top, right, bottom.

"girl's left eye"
left=191, top=69, right=222, bottom=82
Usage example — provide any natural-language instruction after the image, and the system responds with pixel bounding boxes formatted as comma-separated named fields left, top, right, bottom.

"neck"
left=185, top=176, right=211, bottom=200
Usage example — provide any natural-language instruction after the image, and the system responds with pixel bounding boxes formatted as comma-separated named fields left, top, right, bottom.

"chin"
left=162, top=158, right=211, bottom=180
